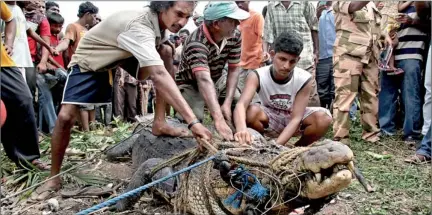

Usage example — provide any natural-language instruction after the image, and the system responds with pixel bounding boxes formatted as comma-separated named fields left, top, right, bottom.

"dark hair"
left=47, top=11, right=64, bottom=24
left=149, top=1, right=196, bottom=13
left=77, top=1, right=99, bottom=18
left=149, top=1, right=175, bottom=13
left=179, top=29, right=190, bottom=36
left=262, top=5, right=268, bottom=19
left=274, top=31, right=303, bottom=56
left=46, top=1, right=59, bottom=10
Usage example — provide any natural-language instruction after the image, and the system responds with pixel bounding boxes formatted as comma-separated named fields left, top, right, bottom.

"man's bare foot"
left=152, top=121, right=191, bottom=137
left=31, top=179, right=61, bottom=201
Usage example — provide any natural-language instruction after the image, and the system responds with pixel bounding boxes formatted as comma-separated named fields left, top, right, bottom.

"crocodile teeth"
left=315, top=173, right=322, bottom=182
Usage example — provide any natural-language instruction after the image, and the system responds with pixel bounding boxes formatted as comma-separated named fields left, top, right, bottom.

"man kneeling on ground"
left=233, top=31, right=332, bottom=146
left=175, top=2, right=250, bottom=141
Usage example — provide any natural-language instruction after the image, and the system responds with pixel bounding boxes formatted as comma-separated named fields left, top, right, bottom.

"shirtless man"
left=234, top=31, right=332, bottom=146
left=32, top=1, right=211, bottom=200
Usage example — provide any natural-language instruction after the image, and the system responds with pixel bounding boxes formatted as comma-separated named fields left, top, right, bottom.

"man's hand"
left=215, top=120, right=234, bottom=141
left=190, top=123, right=212, bottom=151
left=313, top=52, right=319, bottom=66
left=234, top=129, right=253, bottom=145
left=190, top=122, right=212, bottom=140
left=396, top=13, right=413, bottom=24
left=37, top=62, right=47, bottom=73
left=4, top=44, right=13, bottom=57
left=49, top=47, right=59, bottom=56
left=221, top=103, right=233, bottom=123
left=385, top=34, right=393, bottom=47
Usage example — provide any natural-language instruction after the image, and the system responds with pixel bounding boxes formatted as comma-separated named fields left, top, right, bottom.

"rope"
left=76, top=155, right=218, bottom=215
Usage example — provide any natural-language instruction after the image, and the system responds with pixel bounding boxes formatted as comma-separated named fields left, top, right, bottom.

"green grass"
left=330, top=116, right=431, bottom=215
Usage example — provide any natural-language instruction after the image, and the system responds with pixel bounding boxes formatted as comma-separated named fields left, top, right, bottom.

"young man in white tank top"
left=233, top=31, right=332, bottom=146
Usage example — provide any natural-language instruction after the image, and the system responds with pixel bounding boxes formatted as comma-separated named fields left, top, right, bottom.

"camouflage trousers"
left=332, top=54, right=380, bottom=142
left=304, top=66, right=321, bottom=107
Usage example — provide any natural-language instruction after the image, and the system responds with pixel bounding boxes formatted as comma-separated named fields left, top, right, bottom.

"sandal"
left=404, top=154, right=431, bottom=164
left=30, top=184, right=59, bottom=201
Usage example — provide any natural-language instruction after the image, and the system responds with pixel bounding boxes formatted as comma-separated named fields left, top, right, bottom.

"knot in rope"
left=224, top=165, right=268, bottom=209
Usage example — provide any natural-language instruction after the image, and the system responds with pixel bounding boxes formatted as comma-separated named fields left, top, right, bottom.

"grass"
left=329, top=116, right=431, bottom=215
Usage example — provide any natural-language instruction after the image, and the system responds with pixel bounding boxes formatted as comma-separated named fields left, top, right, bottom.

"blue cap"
left=203, top=2, right=250, bottom=21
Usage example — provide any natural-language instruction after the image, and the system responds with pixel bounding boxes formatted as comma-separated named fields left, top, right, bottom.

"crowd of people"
left=0, top=0, right=430, bottom=201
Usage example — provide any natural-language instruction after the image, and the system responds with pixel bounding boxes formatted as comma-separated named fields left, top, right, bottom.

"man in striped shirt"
left=379, top=1, right=430, bottom=143
left=175, top=2, right=249, bottom=140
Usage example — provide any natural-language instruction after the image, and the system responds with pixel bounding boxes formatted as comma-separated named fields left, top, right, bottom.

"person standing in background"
left=54, top=1, right=99, bottom=132
left=316, top=1, right=335, bottom=109
left=379, top=1, right=429, bottom=145
left=332, top=1, right=392, bottom=144
left=0, top=1, right=49, bottom=171
left=235, top=1, right=265, bottom=97
left=263, top=1, right=321, bottom=107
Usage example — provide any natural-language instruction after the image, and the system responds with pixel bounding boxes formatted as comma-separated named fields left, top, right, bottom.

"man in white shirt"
left=233, top=31, right=332, bottom=146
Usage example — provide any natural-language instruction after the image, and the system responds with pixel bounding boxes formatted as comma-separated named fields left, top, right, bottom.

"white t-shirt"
left=5, top=4, right=33, bottom=67
left=255, top=65, right=312, bottom=114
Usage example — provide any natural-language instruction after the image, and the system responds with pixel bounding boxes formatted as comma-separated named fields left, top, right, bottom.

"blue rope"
left=224, top=165, right=268, bottom=209
left=76, top=155, right=217, bottom=215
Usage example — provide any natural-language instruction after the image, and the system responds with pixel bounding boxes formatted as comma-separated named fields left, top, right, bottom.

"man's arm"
left=27, top=28, right=56, bottom=55
left=311, top=30, right=319, bottom=63
left=36, top=19, right=52, bottom=73
left=255, top=14, right=265, bottom=61
left=348, top=1, right=369, bottom=13
left=55, top=38, right=71, bottom=52
left=276, top=80, right=313, bottom=145
left=263, top=4, right=274, bottom=53
left=398, top=1, right=413, bottom=12
left=55, top=24, right=75, bottom=52
left=222, top=66, right=240, bottom=115
left=305, top=2, right=319, bottom=57
left=48, top=55, right=64, bottom=69
left=222, top=33, right=242, bottom=121
left=196, top=71, right=226, bottom=123
left=233, top=72, right=260, bottom=144
left=1, top=1, right=16, bottom=55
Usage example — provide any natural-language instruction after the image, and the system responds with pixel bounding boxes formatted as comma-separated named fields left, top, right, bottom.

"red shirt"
left=50, top=35, right=64, bottom=68
left=27, top=18, right=51, bottom=62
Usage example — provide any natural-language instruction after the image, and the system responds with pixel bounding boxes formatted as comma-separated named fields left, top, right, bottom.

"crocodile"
left=107, top=117, right=371, bottom=214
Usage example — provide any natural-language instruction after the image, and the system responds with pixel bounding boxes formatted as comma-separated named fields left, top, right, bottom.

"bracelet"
left=188, top=119, right=201, bottom=130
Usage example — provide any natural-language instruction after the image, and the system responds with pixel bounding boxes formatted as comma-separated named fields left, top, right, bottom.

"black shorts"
left=62, top=65, right=113, bottom=106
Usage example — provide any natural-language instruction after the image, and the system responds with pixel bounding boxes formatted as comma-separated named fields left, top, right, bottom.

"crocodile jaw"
left=303, top=169, right=352, bottom=199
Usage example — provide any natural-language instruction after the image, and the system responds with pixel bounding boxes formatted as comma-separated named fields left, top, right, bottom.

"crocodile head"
left=272, top=139, right=355, bottom=200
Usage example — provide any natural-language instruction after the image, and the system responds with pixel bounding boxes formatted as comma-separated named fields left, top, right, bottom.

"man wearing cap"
left=175, top=2, right=249, bottom=140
